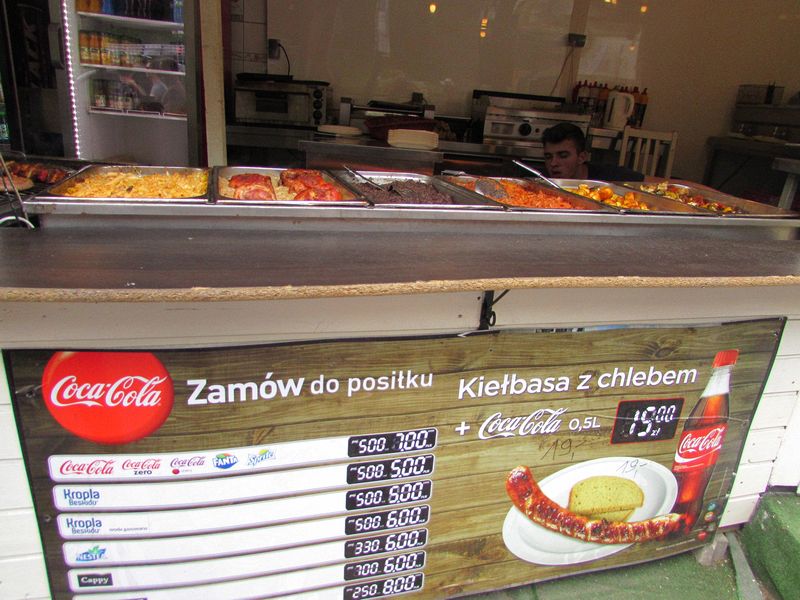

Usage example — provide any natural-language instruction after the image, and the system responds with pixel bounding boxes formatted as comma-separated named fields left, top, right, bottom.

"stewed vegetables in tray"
left=555, top=180, right=706, bottom=214
left=627, top=181, right=797, bottom=217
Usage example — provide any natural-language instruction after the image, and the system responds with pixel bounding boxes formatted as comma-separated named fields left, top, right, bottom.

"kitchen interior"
left=224, top=0, right=800, bottom=205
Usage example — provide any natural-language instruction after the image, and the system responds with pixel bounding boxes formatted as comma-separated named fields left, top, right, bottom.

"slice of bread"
left=590, top=508, right=635, bottom=522
left=568, top=475, right=644, bottom=520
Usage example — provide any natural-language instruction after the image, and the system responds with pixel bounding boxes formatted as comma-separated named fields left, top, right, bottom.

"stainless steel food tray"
left=622, top=181, right=799, bottom=218
left=35, top=165, right=211, bottom=203
left=215, top=167, right=368, bottom=207
left=553, top=179, right=710, bottom=215
left=442, top=175, right=615, bottom=213
left=332, top=170, right=504, bottom=210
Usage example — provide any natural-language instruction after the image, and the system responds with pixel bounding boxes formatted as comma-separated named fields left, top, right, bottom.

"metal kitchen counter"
left=773, top=157, right=800, bottom=210
left=299, top=136, right=443, bottom=174
left=227, top=124, right=621, bottom=175
left=226, top=124, right=318, bottom=150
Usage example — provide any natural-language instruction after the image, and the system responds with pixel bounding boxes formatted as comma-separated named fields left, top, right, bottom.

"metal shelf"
left=88, top=107, right=187, bottom=121
left=80, top=63, right=185, bottom=77
left=77, top=11, right=183, bottom=30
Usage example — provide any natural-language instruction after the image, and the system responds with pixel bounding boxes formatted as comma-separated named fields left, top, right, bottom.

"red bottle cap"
left=712, top=349, right=739, bottom=367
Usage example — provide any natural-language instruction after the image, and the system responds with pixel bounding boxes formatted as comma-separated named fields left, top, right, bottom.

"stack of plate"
left=317, top=124, right=362, bottom=137
left=387, top=129, right=439, bottom=150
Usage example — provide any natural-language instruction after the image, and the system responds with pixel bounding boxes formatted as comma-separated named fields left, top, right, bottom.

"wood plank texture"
left=6, top=322, right=781, bottom=598
left=1, top=228, right=800, bottom=301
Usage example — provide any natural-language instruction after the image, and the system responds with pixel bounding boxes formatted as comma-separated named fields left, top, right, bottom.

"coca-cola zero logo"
left=121, top=458, right=162, bottom=471
left=42, top=352, right=174, bottom=444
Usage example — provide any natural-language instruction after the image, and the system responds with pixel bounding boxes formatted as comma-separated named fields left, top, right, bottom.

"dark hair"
left=542, top=123, right=586, bottom=153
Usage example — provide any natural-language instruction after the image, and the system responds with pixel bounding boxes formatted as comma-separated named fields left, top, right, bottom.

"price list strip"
left=58, top=481, right=433, bottom=539
left=54, top=454, right=435, bottom=512
left=49, top=436, right=349, bottom=482
left=62, top=510, right=429, bottom=566
left=49, top=427, right=437, bottom=483
left=71, top=563, right=425, bottom=599
left=67, top=541, right=426, bottom=593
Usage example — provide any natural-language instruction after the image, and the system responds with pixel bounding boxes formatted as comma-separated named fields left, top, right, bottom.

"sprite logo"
left=248, top=448, right=276, bottom=467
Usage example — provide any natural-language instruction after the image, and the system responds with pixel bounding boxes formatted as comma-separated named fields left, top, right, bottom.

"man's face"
left=543, top=139, right=588, bottom=178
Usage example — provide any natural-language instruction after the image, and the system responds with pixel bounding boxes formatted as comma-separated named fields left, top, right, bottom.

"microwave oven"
left=234, top=77, right=329, bottom=127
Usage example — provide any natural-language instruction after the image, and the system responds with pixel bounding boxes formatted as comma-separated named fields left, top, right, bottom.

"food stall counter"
left=2, top=215, right=800, bottom=600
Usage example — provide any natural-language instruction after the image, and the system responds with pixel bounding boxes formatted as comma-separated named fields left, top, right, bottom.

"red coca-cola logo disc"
left=42, top=351, right=174, bottom=445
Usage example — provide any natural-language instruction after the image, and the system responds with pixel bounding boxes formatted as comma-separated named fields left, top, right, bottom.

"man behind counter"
left=542, top=123, right=645, bottom=182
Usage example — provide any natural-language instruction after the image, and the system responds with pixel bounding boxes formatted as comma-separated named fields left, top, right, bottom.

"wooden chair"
left=618, top=126, right=678, bottom=178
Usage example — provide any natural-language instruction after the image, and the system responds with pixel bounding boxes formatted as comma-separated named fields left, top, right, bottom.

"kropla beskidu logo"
left=42, top=351, right=174, bottom=445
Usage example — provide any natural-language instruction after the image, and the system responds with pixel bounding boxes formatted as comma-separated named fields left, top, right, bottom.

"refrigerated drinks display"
left=63, top=0, right=191, bottom=165
left=0, top=80, right=9, bottom=146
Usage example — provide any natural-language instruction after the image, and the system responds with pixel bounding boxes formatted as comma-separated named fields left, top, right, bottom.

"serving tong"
left=512, top=159, right=566, bottom=191
left=343, top=165, right=412, bottom=200
left=474, top=178, right=508, bottom=199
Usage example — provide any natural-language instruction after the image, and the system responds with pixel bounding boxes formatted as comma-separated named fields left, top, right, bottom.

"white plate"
left=317, top=125, right=362, bottom=137
left=502, top=457, right=677, bottom=566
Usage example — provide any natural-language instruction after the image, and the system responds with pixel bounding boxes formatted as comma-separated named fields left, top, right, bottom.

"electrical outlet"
left=567, top=33, right=586, bottom=47
left=268, top=38, right=281, bottom=59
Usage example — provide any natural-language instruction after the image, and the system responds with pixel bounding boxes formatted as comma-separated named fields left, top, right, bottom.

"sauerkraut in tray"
left=49, top=166, right=208, bottom=199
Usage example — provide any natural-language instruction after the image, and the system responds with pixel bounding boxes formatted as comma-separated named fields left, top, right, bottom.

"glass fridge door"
left=61, top=0, right=193, bottom=165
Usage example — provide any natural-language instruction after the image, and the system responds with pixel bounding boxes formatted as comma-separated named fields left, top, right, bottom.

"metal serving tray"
left=553, top=179, right=710, bottom=215
left=215, top=167, right=368, bottom=207
left=622, top=181, right=799, bottom=218
left=442, top=175, right=615, bottom=212
left=332, top=170, right=504, bottom=210
left=37, top=165, right=210, bottom=203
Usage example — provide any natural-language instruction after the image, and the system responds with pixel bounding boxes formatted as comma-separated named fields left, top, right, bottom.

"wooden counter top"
left=2, top=227, right=800, bottom=302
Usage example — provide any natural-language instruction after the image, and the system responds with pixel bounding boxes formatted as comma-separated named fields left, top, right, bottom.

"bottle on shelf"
left=92, top=78, right=108, bottom=108
left=571, top=80, right=581, bottom=104
left=88, top=31, right=102, bottom=65
left=0, top=103, right=9, bottom=143
left=576, top=80, right=589, bottom=111
left=587, top=81, right=599, bottom=114
left=629, top=86, right=640, bottom=127
left=593, top=83, right=609, bottom=128
left=173, top=0, right=183, bottom=23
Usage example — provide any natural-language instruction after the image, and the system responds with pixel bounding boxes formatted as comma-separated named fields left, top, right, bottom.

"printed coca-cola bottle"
left=671, top=349, right=738, bottom=534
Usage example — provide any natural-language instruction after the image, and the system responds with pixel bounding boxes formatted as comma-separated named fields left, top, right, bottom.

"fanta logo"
left=213, top=453, right=238, bottom=469
left=42, top=352, right=174, bottom=445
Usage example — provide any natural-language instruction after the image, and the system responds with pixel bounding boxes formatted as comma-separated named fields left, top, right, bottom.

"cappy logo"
left=42, top=351, right=174, bottom=444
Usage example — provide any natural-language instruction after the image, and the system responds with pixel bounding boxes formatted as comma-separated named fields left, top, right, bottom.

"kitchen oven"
left=482, top=105, right=591, bottom=157
left=234, top=76, right=329, bottom=127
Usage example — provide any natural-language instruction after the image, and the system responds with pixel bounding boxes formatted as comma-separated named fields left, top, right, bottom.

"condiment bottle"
left=636, top=88, right=648, bottom=127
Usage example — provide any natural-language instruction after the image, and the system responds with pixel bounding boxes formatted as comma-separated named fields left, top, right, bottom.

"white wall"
left=232, top=0, right=800, bottom=181
left=584, top=1, right=800, bottom=181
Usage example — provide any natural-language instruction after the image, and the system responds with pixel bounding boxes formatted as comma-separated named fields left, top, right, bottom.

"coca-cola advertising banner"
left=5, top=319, right=783, bottom=599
